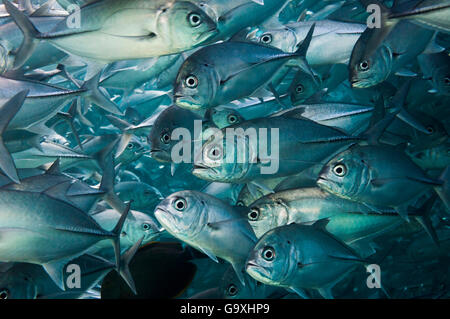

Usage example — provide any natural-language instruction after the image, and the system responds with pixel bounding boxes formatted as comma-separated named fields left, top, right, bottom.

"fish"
left=349, top=21, right=434, bottom=88
left=154, top=190, right=257, bottom=284
left=0, top=186, right=131, bottom=290
left=417, top=52, right=450, bottom=96
left=245, top=221, right=370, bottom=299
left=115, top=181, right=164, bottom=212
left=242, top=20, right=366, bottom=65
left=0, top=12, right=67, bottom=74
left=3, top=0, right=219, bottom=66
left=0, top=73, right=121, bottom=133
left=148, top=105, right=202, bottom=163
left=192, top=108, right=359, bottom=184
left=388, top=0, right=450, bottom=34
left=173, top=24, right=315, bottom=110
left=0, top=240, right=141, bottom=299
left=90, top=208, right=162, bottom=254
left=317, top=144, right=450, bottom=219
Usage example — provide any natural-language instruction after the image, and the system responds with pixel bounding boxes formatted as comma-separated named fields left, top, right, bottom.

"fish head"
left=247, top=196, right=287, bottom=238
left=247, top=27, right=297, bottom=53
left=192, top=129, right=252, bottom=182
left=245, top=228, right=291, bottom=286
left=117, top=135, right=148, bottom=165
left=148, top=106, right=199, bottom=162
left=154, top=190, right=208, bottom=240
left=0, top=271, right=37, bottom=299
left=174, top=59, right=218, bottom=110
left=349, top=33, right=393, bottom=89
left=317, top=147, right=369, bottom=200
left=0, top=40, right=13, bottom=75
left=124, top=210, right=162, bottom=245
left=148, top=107, right=180, bottom=162
left=156, top=1, right=218, bottom=50
left=219, top=266, right=259, bottom=299
left=432, top=67, right=450, bottom=96
left=210, top=107, right=244, bottom=129
left=289, top=69, right=321, bottom=104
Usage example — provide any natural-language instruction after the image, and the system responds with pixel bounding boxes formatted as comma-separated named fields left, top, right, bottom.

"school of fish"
left=0, top=0, right=449, bottom=299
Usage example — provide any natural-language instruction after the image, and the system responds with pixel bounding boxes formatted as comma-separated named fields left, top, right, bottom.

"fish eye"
left=236, top=200, right=244, bottom=207
left=127, top=143, right=134, bottom=149
left=188, top=12, right=202, bottom=27
left=262, top=246, right=275, bottom=261
left=174, top=198, right=187, bottom=211
left=208, top=145, right=222, bottom=160
left=227, top=284, right=238, bottom=296
left=227, top=114, right=238, bottom=124
left=295, top=84, right=304, bottom=94
left=160, top=132, right=171, bottom=144
left=358, top=60, right=370, bottom=71
left=260, top=34, right=272, bottom=44
left=142, top=223, right=151, bottom=231
left=185, top=75, right=198, bottom=88
left=444, top=77, right=450, bottom=85
left=333, top=163, right=347, bottom=177
left=426, top=126, right=435, bottom=134
left=248, top=208, right=260, bottom=221
left=0, top=289, right=9, bottom=299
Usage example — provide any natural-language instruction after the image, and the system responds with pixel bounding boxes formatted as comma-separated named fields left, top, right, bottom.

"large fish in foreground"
left=173, top=24, right=315, bottom=110
left=246, top=187, right=409, bottom=242
left=317, top=144, right=450, bottom=219
left=193, top=108, right=359, bottom=184
left=245, top=222, right=375, bottom=299
left=242, top=20, right=366, bottom=65
left=3, top=0, right=218, bottom=67
left=349, top=21, right=434, bottom=88
left=154, top=190, right=257, bottom=284
left=0, top=187, right=131, bottom=289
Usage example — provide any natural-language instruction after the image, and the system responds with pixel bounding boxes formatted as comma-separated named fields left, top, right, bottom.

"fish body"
left=246, top=222, right=364, bottom=298
left=154, top=190, right=257, bottom=283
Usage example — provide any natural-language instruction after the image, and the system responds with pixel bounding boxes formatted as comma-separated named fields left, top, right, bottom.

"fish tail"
left=2, top=0, right=41, bottom=69
left=388, top=1, right=450, bottom=20
left=110, top=201, right=131, bottom=272
left=292, top=23, right=316, bottom=83
left=117, top=236, right=143, bottom=295
left=411, top=194, right=440, bottom=246
left=434, top=166, right=450, bottom=212
left=98, top=148, right=128, bottom=214
left=0, top=90, right=29, bottom=183
left=55, top=100, right=83, bottom=150
left=81, top=71, right=123, bottom=115
left=294, top=23, right=315, bottom=58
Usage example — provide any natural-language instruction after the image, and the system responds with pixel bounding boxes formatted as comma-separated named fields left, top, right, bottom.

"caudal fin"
left=2, top=0, right=40, bottom=69
left=292, top=24, right=316, bottom=80
left=0, top=90, right=29, bottom=183
left=82, top=72, right=123, bottom=115
left=117, top=237, right=143, bottom=295
left=435, top=166, right=450, bottom=211
left=110, top=201, right=131, bottom=272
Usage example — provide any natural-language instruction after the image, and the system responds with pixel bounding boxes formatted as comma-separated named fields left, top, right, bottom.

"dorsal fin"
left=46, top=159, right=61, bottom=175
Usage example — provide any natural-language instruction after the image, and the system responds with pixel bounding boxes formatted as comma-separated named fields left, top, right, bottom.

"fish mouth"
left=246, top=261, right=271, bottom=278
left=154, top=207, right=174, bottom=229
left=195, top=28, right=219, bottom=43
left=350, top=79, right=373, bottom=89
left=174, top=96, right=202, bottom=110
left=150, top=149, right=171, bottom=162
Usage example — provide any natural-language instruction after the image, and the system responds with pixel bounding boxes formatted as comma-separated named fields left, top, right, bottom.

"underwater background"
left=0, top=0, right=449, bottom=299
